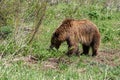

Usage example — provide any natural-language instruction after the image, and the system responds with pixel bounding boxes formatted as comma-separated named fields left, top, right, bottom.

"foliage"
left=0, top=0, right=120, bottom=80
left=0, top=0, right=119, bottom=58
left=0, top=0, right=119, bottom=57
left=0, top=26, right=12, bottom=38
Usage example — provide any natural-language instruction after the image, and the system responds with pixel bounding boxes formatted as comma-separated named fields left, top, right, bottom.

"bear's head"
left=49, top=32, right=61, bottom=50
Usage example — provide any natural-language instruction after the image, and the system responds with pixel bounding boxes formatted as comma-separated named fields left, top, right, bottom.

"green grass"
left=0, top=1, right=120, bottom=80
left=0, top=56, right=120, bottom=80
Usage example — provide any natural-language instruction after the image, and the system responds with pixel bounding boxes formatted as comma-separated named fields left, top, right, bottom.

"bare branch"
left=28, top=2, right=47, bottom=44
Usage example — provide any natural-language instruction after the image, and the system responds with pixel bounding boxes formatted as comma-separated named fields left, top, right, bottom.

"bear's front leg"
left=66, top=45, right=79, bottom=56
left=66, top=36, right=79, bottom=56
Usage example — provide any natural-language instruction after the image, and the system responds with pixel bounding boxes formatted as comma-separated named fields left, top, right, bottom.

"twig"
left=28, top=2, right=47, bottom=44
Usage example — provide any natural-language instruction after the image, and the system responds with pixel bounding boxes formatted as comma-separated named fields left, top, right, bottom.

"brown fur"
left=50, top=19, right=100, bottom=56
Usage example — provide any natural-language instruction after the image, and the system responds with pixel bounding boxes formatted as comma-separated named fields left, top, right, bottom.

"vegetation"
left=0, top=0, right=120, bottom=80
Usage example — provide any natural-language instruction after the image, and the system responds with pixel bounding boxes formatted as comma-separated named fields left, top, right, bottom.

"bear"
left=49, top=19, right=100, bottom=56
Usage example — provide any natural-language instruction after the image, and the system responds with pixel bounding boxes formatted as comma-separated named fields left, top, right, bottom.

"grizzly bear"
left=49, top=19, right=100, bottom=56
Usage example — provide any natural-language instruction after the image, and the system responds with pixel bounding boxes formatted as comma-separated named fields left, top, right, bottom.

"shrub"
left=0, top=26, right=12, bottom=39
left=88, top=11, right=100, bottom=19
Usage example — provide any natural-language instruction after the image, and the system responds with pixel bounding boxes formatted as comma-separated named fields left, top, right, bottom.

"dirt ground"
left=94, top=50, right=120, bottom=66
left=1, top=50, right=120, bottom=69
left=41, top=50, right=120, bottom=69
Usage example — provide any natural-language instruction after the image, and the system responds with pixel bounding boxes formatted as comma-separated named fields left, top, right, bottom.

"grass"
left=0, top=55, right=120, bottom=80
left=0, top=1, right=120, bottom=80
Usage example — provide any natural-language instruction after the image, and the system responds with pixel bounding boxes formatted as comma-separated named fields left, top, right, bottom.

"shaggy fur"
left=50, top=19, right=100, bottom=56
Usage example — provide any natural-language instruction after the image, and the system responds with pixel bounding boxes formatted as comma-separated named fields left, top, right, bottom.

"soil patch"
left=93, top=50, right=120, bottom=66
left=1, top=50, right=120, bottom=69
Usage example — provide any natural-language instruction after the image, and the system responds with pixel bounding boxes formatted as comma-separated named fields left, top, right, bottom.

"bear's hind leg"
left=91, top=42, right=99, bottom=56
left=82, top=44, right=90, bottom=55
left=91, top=35, right=100, bottom=56
left=91, top=45, right=98, bottom=56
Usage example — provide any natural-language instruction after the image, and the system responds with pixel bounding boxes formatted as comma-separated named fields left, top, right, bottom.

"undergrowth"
left=0, top=0, right=120, bottom=80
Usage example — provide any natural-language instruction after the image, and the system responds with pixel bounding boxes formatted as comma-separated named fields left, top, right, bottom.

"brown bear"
left=49, top=19, right=100, bottom=56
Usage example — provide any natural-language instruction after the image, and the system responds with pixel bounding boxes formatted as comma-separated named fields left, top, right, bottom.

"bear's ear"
left=54, top=32, right=59, bottom=38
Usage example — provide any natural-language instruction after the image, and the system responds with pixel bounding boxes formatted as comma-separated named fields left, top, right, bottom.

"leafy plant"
left=0, top=26, right=12, bottom=38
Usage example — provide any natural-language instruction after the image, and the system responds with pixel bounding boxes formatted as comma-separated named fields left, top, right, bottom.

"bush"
left=0, top=26, right=13, bottom=39
left=88, top=11, right=100, bottom=19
